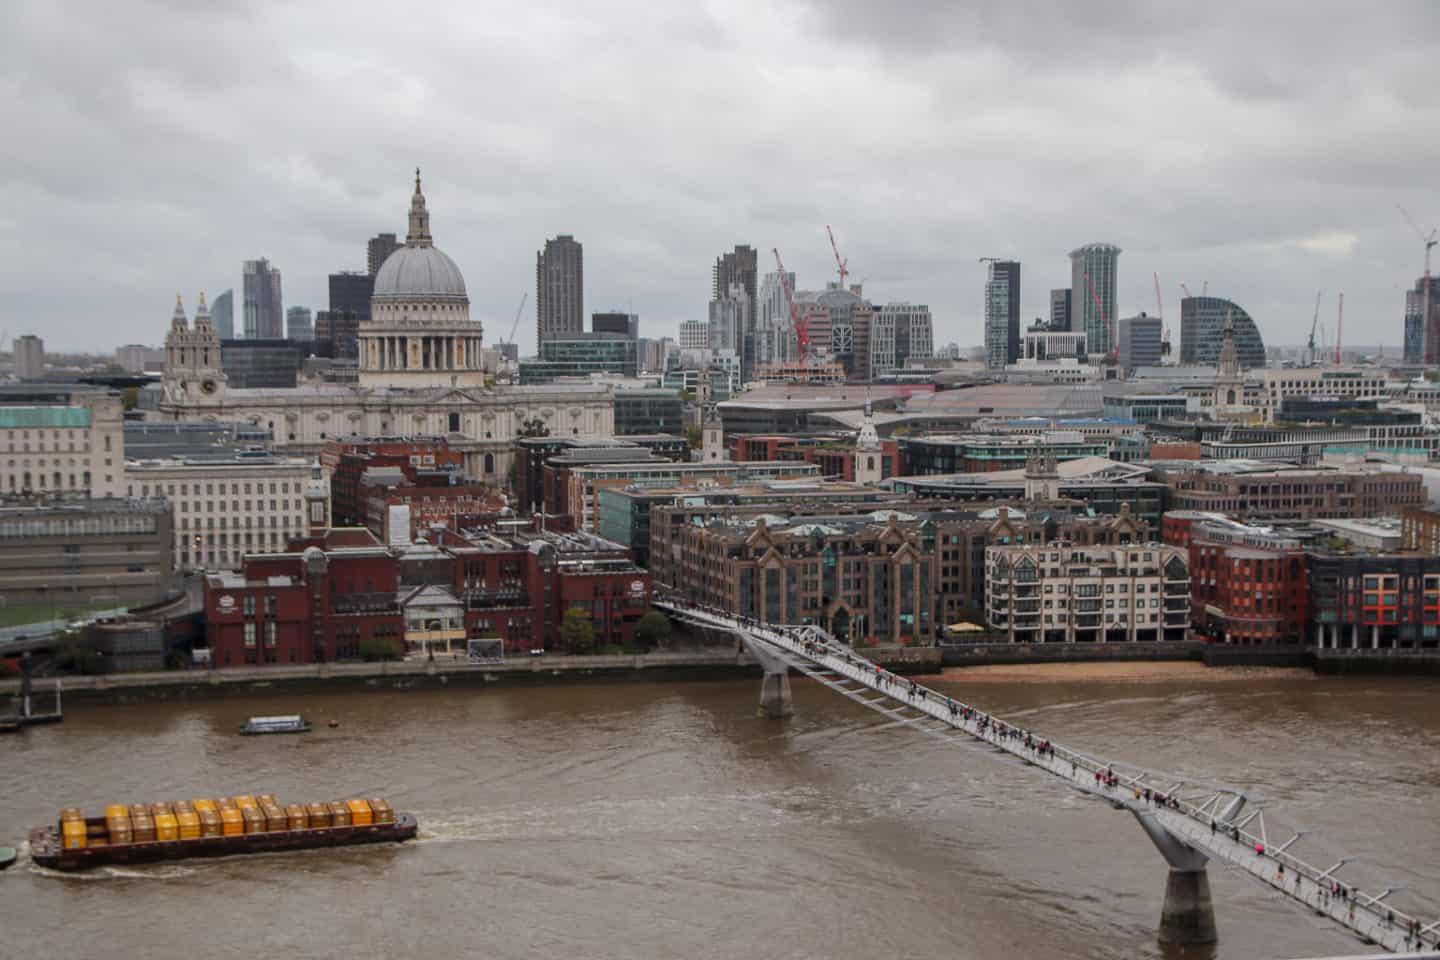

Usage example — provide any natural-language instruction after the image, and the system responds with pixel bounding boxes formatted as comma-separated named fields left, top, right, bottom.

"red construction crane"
left=772, top=248, right=809, bottom=359
left=1083, top=271, right=1117, bottom=361
left=826, top=226, right=849, bottom=288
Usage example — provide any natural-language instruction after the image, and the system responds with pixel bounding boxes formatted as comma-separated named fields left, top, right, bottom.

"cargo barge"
left=29, top=795, right=416, bottom=872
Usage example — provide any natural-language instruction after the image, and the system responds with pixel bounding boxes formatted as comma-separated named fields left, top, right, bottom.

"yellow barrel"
left=284, top=804, right=308, bottom=830
left=172, top=800, right=195, bottom=814
left=327, top=802, right=351, bottom=827
left=305, top=802, right=331, bottom=828
left=255, top=793, right=278, bottom=808
left=219, top=807, right=243, bottom=836
left=175, top=810, right=201, bottom=840
left=240, top=806, right=265, bottom=834
left=260, top=804, right=286, bottom=832
left=149, top=801, right=173, bottom=817
left=366, top=799, right=394, bottom=825
left=231, top=794, right=258, bottom=810
left=61, top=820, right=88, bottom=850
left=345, top=799, right=373, bottom=827
left=192, top=798, right=217, bottom=815
left=197, top=808, right=222, bottom=838
left=154, top=812, right=179, bottom=842
left=130, top=812, right=157, bottom=843
left=104, top=804, right=129, bottom=821
left=60, top=807, right=84, bottom=823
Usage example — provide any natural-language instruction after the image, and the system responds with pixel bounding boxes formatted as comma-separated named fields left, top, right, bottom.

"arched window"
left=484, top=453, right=495, bottom=474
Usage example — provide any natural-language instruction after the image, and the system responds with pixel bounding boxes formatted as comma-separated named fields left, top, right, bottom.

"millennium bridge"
left=657, top=598, right=1440, bottom=955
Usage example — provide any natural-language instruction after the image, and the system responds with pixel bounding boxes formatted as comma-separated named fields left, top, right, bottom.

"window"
left=242, top=595, right=256, bottom=616
left=243, top=623, right=256, bottom=648
left=264, top=622, right=277, bottom=647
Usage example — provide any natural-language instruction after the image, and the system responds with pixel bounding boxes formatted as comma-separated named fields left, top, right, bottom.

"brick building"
left=322, top=436, right=464, bottom=526
left=1402, top=506, right=1440, bottom=555
left=1153, top=462, right=1426, bottom=521
left=727, top=434, right=903, bottom=483
left=1186, top=518, right=1309, bottom=645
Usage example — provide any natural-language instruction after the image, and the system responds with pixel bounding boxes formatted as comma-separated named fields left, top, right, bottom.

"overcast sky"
left=2, top=0, right=1438, bottom=356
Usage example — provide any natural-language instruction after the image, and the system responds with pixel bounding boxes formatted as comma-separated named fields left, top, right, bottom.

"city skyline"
left=2, top=1, right=1438, bottom=355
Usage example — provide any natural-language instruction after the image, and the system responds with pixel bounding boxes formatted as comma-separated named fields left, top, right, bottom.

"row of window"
left=132, top=480, right=298, bottom=497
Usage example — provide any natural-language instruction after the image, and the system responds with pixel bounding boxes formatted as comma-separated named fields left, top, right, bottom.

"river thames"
left=4, top=662, right=1439, bottom=959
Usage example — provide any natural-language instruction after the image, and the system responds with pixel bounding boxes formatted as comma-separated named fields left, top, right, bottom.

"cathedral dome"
left=373, top=245, right=467, bottom=303
left=371, top=169, right=469, bottom=304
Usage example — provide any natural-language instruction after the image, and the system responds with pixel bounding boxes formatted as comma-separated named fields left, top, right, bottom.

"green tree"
left=635, top=609, right=672, bottom=650
left=559, top=606, right=596, bottom=654
left=684, top=425, right=702, bottom=449
left=358, top=636, right=400, bottom=661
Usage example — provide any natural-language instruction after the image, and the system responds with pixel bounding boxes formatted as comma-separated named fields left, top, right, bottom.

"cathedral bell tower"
left=161, top=292, right=227, bottom=410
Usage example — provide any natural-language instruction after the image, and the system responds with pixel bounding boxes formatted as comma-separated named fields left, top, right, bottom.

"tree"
left=559, top=606, right=595, bottom=654
left=684, top=425, right=702, bottom=449
left=635, top=610, right=671, bottom=650
left=358, top=636, right=400, bottom=661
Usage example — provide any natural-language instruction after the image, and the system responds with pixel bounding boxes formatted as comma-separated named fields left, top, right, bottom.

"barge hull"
left=29, top=814, right=417, bottom=871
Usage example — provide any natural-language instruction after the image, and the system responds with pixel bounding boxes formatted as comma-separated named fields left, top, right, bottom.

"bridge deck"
left=662, top=602, right=1438, bottom=955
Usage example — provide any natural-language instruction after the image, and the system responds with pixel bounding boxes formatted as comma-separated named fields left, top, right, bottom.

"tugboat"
left=239, top=715, right=311, bottom=735
left=28, top=794, right=417, bottom=871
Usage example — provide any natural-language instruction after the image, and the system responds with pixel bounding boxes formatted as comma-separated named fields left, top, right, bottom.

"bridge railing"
left=659, top=601, right=1440, bottom=953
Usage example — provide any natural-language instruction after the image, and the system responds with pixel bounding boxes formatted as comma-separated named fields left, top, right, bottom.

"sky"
left=2, top=0, right=1438, bottom=356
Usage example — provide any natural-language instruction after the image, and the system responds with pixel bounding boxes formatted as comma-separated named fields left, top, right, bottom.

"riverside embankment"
left=0, top=645, right=943, bottom=705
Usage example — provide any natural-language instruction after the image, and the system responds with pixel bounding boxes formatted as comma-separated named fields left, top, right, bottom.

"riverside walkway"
left=658, top=599, right=1439, bottom=954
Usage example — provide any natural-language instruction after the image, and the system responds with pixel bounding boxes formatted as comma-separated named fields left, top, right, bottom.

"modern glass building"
left=1116, top=313, right=1163, bottom=374
left=518, top=333, right=638, bottom=384
left=1179, top=296, right=1266, bottom=369
left=984, top=260, right=1020, bottom=369
left=1068, top=243, right=1121, bottom=355
left=614, top=388, right=684, bottom=436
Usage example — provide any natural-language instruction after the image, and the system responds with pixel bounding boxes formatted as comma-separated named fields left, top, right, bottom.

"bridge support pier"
left=1131, top=808, right=1218, bottom=946
left=757, top=669, right=792, bottom=718
left=1159, top=868, right=1217, bottom=945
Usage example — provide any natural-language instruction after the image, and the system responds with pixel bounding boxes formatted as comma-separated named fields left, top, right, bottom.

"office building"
left=116, top=344, right=166, bottom=374
left=1180, top=515, right=1309, bottom=645
left=757, top=271, right=796, bottom=368
left=870, top=303, right=933, bottom=378
left=1178, top=296, right=1266, bottom=369
left=211, top=289, right=234, bottom=339
left=242, top=258, right=284, bottom=339
left=614, top=388, right=684, bottom=436
left=1310, top=552, right=1440, bottom=651
left=220, top=340, right=302, bottom=389
left=593, top=312, right=638, bottom=337
left=517, top=333, right=639, bottom=384
left=314, top=311, right=360, bottom=360
left=713, top=245, right=758, bottom=304
left=678, top=320, right=710, bottom=351
left=1116, top=312, right=1163, bottom=374
left=14, top=335, right=45, bottom=379
left=537, top=234, right=583, bottom=345
left=0, top=384, right=125, bottom=497
left=367, top=232, right=401, bottom=277
left=1152, top=461, right=1426, bottom=520
left=329, top=271, right=374, bottom=322
left=1024, top=328, right=1087, bottom=361
left=1406, top=276, right=1440, bottom=365
left=1050, top=289, right=1073, bottom=331
left=984, top=260, right=1021, bottom=369
left=286, top=306, right=314, bottom=342
left=0, top=499, right=174, bottom=607
left=708, top=286, right=749, bottom=355
left=1069, top=243, right=1120, bottom=356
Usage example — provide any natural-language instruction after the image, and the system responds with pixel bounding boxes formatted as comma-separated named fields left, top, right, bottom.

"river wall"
left=941, top=640, right=1205, bottom=667
left=0, top=646, right=944, bottom=705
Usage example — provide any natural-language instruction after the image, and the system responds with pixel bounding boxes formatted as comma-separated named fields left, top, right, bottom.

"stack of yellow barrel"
left=106, top=804, right=132, bottom=846
left=192, top=799, right=222, bottom=837
left=60, top=808, right=87, bottom=850
left=150, top=802, right=179, bottom=842
left=129, top=804, right=157, bottom=843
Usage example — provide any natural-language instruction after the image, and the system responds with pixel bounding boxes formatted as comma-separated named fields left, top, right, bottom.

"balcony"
left=465, top=588, right=527, bottom=609
left=333, top=592, right=399, bottom=615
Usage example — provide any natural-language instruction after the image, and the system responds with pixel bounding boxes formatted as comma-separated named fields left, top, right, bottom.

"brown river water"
left=3, top=662, right=1439, bottom=960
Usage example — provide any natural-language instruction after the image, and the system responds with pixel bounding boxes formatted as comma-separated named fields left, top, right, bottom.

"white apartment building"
left=124, top=455, right=319, bottom=572
left=1260, top=368, right=1389, bottom=420
left=986, top=542, right=1190, bottom=643
left=0, top=389, right=124, bottom=497
left=678, top=320, right=710, bottom=352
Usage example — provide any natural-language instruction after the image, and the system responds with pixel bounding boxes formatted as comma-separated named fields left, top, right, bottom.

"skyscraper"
left=757, top=271, right=796, bottom=368
left=287, top=306, right=314, bottom=342
left=1069, top=243, right=1121, bottom=356
left=14, top=335, right=44, bottom=379
left=329, top=271, right=374, bottom=322
left=870, top=303, right=933, bottom=378
left=211, top=289, right=234, bottom=339
left=1179, top=296, right=1266, bottom=369
left=984, top=260, right=1021, bottom=369
left=1407, top=276, right=1440, bottom=365
left=1049, top=288, right=1072, bottom=331
left=1116, top=313, right=1163, bottom=375
left=367, top=233, right=400, bottom=277
left=242, top=258, right=284, bottom=339
left=713, top=245, right=758, bottom=304
left=537, top=235, right=583, bottom=345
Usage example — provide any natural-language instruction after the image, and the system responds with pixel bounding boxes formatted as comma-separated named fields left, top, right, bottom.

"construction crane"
left=500, top=292, right=527, bottom=346
left=826, top=226, right=849, bottom=289
left=1335, top=292, right=1344, bottom=366
left=1179, top=282, right=1194, bottom=300
left=1306, top=291, right=1321, bottom=366
left=1400, top=205, right=1438, bottom=362
left=1154, top=272, right=1170, bottom=357
left=772, top=248, right=809, bottom=360
left=1083, top=270, right=1117, bottom=363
